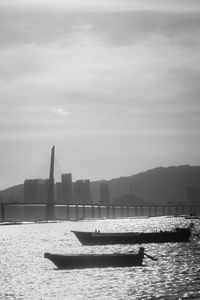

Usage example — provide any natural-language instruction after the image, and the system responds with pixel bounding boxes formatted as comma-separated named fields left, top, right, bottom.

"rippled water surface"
left=1, top=217, right=200, bottom=300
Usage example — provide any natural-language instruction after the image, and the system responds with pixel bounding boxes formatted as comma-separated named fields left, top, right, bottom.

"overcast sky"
left=0, top=0, right=200, bottom=189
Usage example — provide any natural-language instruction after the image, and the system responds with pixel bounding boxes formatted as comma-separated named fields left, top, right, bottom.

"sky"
left=0, top=0, right=200, bottom=189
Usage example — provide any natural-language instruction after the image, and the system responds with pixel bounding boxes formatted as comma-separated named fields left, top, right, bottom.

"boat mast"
left=46, top=145, right=55, bottom=221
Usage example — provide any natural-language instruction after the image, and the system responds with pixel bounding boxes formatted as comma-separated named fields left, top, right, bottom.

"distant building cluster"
left=186, top=185, right=200, bottom=204
left=100, top=183, right=110, bottom=204
left=24, top=174, right=110, bottom=205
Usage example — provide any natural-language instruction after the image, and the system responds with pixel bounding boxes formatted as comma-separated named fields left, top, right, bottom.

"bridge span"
left=0, top=203, right=199, bottom=222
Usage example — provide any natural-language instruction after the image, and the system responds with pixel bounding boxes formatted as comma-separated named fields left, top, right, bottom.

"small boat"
left=72, top=226, right=192, bottom=246
left=0, top=221, right=22, bottom=226
left=185, top=214, right=200, bottom=220
left=44, top=247, right=145, bottom=269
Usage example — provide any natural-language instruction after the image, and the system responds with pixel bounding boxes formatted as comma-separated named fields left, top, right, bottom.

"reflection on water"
left=0, top=217, right=200, bottom=299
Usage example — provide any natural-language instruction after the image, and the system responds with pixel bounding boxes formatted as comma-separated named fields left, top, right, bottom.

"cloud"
left=1, top=0, right=200, bottom=189
left=52, top=108, right=70, bottom=116
left=0, top=2, right=200, bottom=49
left=1, top=17, right=200, bottom=143
left=1, top=0, right=200, bottom=12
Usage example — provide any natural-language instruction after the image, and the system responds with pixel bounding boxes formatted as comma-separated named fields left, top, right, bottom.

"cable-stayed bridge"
left=1, top=146, right=199, bottom=223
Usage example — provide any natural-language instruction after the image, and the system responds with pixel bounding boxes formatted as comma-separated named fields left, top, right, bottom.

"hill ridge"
left=1, top=165, right=200, bottom=205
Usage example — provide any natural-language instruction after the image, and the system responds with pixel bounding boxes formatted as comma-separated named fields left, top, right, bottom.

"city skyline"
left=1, top=0, right=200, bottom=189
left=2, top=166, right=200, bottom=206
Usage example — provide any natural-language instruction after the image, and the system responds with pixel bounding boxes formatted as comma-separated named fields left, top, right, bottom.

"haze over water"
left=1, top=216, right=200, bottom=300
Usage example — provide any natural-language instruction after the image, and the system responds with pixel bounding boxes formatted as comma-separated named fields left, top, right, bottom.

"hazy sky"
left=1, top=0, right=200, bottom=189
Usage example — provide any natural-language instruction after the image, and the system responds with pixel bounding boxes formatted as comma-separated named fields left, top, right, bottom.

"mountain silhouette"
left=91, top=165, right=200, bottom=205
left=0, top=165, right=200, bottom=205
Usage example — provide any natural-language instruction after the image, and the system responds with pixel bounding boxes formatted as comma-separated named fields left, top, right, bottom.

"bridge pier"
left=126, top=206, right=129, bottom=217
left=82, top=205, right=85, bottom=219
left=75, top=205, right=78, bottom=220
left=154, top=206, right=157, bottom=216
left=66, top=205, right=69, bottom=220
left=161, top=206, right=165, bottom=216
left=182, top=205, right=185, bottom=215
left=91, top=205, right=94, bottom=219
left=135, top=206, right=138, bottom=217
left=106, top=206, right=110, bottom=218
left=147, top=206, right=150, bottom=217
left=112, top=206, right=115, bottom=218
left=98, top=206, right=101, bottom=219
left=173, top=206, right=178, bottom=215
left=121, top=206, right=124, bottom=217
left=141, top=206, right=144, bottom=216
left=46, top=204, right=55, bottom=221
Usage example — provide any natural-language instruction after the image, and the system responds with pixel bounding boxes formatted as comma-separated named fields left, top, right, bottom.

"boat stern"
left=139, top=247, right=145, bottom=255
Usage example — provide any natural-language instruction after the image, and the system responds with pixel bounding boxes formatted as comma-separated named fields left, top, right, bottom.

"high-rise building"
left=74, top=179, right=91, bottom=204
left=61, top=173, right=73, bottom=204
left=100, top=182, right=110, bottom=204
left=55, top=182, right=62, bottom=203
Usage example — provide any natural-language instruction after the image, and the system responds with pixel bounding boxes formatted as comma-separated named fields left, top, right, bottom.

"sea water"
left=0, top=217, right=200, bottom=300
